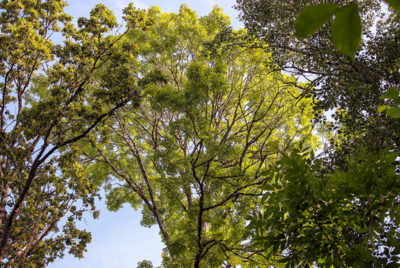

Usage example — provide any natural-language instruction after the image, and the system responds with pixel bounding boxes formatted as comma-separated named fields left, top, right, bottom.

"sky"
left=64, top=0, right=242, bottom=29
left=49, top=1, right=241, bottom=267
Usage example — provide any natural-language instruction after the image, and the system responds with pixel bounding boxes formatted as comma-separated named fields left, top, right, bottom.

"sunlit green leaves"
left=377, top=105, right=388, bottom=113
left=0, top=1, right=145, bottom=266
left=83, top=5, right=317, bottom=266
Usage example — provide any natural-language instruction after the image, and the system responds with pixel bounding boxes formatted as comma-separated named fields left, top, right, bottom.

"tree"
left=236, top=0, right=400, bottom=266
left=294, top=0, right=400, bottom=56
left=0, top=1, right=146, bottom=266
left=82, top=5, right=318, bottom=267
left=246, top=146, right=400, bottom=267
left=235, top=0, right=400, bottom=161
left=137, top=260, right=154, bottom=268
left=293, top=1, right=400, bottom=118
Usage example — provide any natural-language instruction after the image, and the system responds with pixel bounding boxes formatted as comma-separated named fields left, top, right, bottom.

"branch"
left=203, top=178, right=267, bottom=211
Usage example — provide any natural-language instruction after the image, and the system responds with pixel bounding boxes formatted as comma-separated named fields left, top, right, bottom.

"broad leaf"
left=381, top=87, right=400, bottom=102
left=331, top=3, right=361, bottom=56
left=377, top=105, right=388, bottom=113
left=295, top=3, right=339, bottom=38
left=385, top=0, right=400, bottom=12
left=386, top=107, right=400, bottom=118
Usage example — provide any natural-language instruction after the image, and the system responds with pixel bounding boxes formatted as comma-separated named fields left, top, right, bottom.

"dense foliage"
left=236, top=0, right=400, bottom=266
left=235, top=0, right=400, bottom=155
left=81, top=6, right=317, bottom=267
left=247, top=146, right=400, bottom=266
left=1, top=0, right=399, bottom=267
left=0, top=0, right=145, bottom=266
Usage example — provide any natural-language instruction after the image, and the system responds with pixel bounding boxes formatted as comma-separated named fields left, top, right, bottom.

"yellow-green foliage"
left=86, top=5, right=319, bottom=267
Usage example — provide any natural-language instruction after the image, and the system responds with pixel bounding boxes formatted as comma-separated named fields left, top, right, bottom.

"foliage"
left=137, top=260, right=154, bottom=268
left=1, top=0, right=397, bottom=266
left=236, top=0, right=400, bottom=266
left=246, top=146, right=400, bottom=267
left=0, top=0, right=145, bottom=266
left=236, top=0, right=400, bottom=158
left=295, top=2, right=361, bottom=56
left=294, top=0, right=400, bottom=118
left=379, top=87, right=400, bottom=118
left=386, top=0, right=400, bottom=10
left=295, top=0, right=400, bottom=56
left=82, top=5, right=318, bottom=267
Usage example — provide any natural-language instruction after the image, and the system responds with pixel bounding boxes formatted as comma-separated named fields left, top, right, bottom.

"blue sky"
left=64, top=0, right=242, bottom=29
left=49, top=1, right=240, bottom=267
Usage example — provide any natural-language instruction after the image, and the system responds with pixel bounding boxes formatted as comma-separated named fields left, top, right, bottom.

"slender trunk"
left=194, top=183, right=204, bottom=268
left=0, top=161, right=39, bottom=257
left=0, top=181, right=9, bottom=237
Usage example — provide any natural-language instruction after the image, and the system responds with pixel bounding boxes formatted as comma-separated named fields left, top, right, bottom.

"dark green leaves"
left=247, top=146, right=400, bottom=266
left=379, top=87, right=400, bottom=118
left=386, top=107, right=400, bottom=118
left=385, top=0, right=400, bottom=12
left=381, top=86, right=400, bottom=101
left=331, top=3, right=361, bottom=56
left=295, top=3, right=338, bottom=38
left=295, top=2, right=362, bottom=56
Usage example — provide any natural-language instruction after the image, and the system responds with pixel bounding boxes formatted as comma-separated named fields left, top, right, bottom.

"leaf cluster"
left=247, top=146, right=400, bottom=267
left=0, top=0, right=148, bottom=265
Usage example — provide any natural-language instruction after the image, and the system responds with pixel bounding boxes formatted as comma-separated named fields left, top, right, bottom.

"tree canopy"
left=1, top=0, right=399, bottom=267
left=81, top=5, right=318, bottom=267
left=236, top=0, right=400, bottom=266
left=0, top=0, right=146, bottom=266
left=236, top=0, right=400, bottom=157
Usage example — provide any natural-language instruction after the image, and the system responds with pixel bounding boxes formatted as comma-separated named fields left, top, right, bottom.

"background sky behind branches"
left=50, top=1, right=240, bottom=267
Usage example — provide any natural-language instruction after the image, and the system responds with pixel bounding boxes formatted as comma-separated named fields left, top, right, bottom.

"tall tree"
left=83, top=5, right=318, bottom=267
left=235, top=0, right=400, bottom=161
left=246, top=146, right=400, bottom=267
left=0, top=1, right=145, bottom=266
left=236, top=0, right=400, bottom=266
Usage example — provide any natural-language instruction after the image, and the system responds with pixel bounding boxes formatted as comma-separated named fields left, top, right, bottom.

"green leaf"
left=331, top=3, right=361, bottom=56
left=295, top=3, right=339, bottom=38
left=377, top=105, right=388, bottom=113
left=381, top=87, right=400, bottom=102
left=386, top=107, right=400, bottom=118
left=385, top=0, right=400, bottom=12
